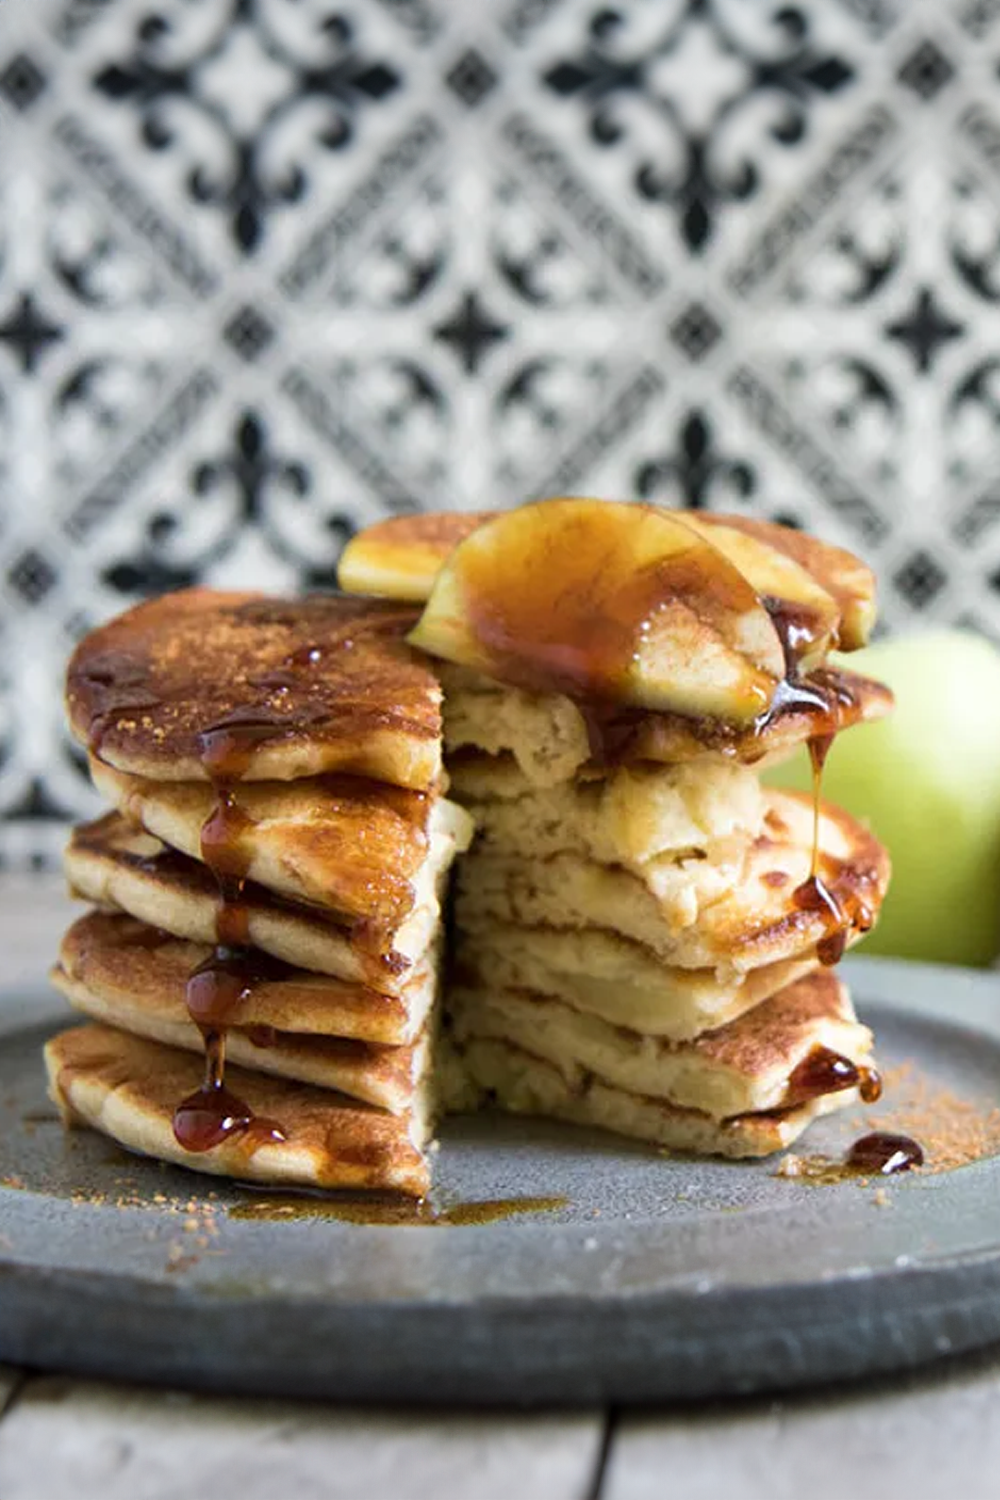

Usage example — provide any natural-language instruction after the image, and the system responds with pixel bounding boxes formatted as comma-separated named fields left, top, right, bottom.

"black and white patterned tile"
left=2, top=0, right=1000, bottom=861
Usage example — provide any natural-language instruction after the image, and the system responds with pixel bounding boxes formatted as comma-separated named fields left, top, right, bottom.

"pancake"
left=89, top=756, right=473, bottom=932
left=45, top=1025, right=431, bottom=1196
left=439, top=661, right=893, bottom=784
left=452, top=925, right=820, bottom=1038
left=447, top=753, right=767, bottom=873
left=456, top=791, right=890, bottom=970
left=448, top=968, right=872, bottom=1119
left=455, top=1035, right=853, bottom=1158
left=67, top=590, right=441, bottom=789
left=58, top=911, right=432, bottom=1043
left=337, top=508, right=877, bottom=650
left=64, top=814, right=444, bottom=990
left=53, top=962, right=427, bottom=1113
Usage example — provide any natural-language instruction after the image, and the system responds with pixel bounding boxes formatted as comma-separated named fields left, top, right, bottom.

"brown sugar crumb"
left=864, top=1062, right=1000, bottom=1173
left=776, top=1061, right=1000, bottom=1185
left=762, top=870, right=790, bottom=889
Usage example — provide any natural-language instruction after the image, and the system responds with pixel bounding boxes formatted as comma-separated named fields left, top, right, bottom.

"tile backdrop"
left=2, top=0, right=1000, bottom=863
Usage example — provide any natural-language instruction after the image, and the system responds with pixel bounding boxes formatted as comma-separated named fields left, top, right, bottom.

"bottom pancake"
left=45, top=1025, right=431, bottom=1197
left=456, top=1034, right=854, bottom=1158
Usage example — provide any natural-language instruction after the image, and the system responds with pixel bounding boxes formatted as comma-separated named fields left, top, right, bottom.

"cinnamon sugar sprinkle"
left=777, top=1061, right=1000, bottom=1184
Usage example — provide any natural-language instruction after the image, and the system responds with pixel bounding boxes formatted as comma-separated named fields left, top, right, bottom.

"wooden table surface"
left=3, top=878, right=1000, bottom=1499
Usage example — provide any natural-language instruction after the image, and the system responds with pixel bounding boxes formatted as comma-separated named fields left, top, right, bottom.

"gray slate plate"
left=2, top=957, right=1000, bottom=1405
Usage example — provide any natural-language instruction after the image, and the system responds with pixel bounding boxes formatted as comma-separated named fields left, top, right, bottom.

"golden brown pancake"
left=64, top=814, right=440, bottom=990
left=89, top=756, right=474, bottom=932
left=448, top=968, right=872, bottom=1119
left=456, top=1035, right=854, bottom=1158
left=67, top=589, right=441, bottom=789
left=447, top=752, right=767, bottom=872
left=439, top=661, right=893, bottom=783
left=46, top=1025, right=430, bottom=1196
left=456, top=790, right=890, bottom=972
left=58, top=911, right=431, bottom=1043
left=53, top=961, right=427, bottom=1113
left=53, top=912, right=431, bottom=1112
left=451, top=926, right=822, bottom=1039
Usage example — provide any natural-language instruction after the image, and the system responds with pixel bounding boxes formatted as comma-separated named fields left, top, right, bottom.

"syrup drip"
left=173, top=713, right=300, bottom=1153
left=785, top=1046, right=883, bottom=1108
left=172, top=1079, right=286, bottom=1153
left=845, top=1131, right=924, bottom=1175
left=184, top=946, right=289, bottom=1031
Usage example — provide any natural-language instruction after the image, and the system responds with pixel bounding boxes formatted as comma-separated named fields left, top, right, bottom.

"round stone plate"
left=3, top=956, right=1000, bottom=1404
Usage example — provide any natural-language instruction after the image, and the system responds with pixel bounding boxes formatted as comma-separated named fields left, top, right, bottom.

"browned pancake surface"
left=67, top=589, right=440, bottom=788
left=46, top=1024, right=429, bottom=1196
left=58, top=910, right=423, bottom=1043
left=91, top=760, right=432, bottom=932
left=65, top=813, right=419, bottom=989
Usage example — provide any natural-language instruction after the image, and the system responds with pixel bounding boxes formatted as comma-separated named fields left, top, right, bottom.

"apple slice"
left=407, top=499, right=785, bottom=723
left=673, top=513, right=841, bottom=672
left=697, top=512, right=876, bottom=650
left=338, top=513, right=487, bottom=601
left=338, top=506, right=877, bottom=657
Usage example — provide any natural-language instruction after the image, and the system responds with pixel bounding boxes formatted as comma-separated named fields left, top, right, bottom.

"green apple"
left=765, top=629, right=1000, bottom=967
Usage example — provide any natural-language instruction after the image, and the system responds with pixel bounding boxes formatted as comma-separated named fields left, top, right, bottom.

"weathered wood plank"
left=0, top=1379, right=604, bottom=1500
left=605, top=1348, right=1000, bottom=1500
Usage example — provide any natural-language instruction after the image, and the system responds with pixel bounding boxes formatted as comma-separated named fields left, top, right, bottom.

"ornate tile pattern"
left=2, top=0, right=1000, bottom=861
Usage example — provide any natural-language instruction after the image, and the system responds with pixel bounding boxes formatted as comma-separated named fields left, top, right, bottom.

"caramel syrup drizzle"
left=756, top=602, right=870, bottom=970
left=171, top=644, right=340, bottom=1153
left=170, top=712, right=313, bottom=1154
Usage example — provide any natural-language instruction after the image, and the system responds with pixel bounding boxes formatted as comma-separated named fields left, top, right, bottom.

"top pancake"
left=439, top=662, right=893, bottom=782
left=66, top=589, right=441, bottom=789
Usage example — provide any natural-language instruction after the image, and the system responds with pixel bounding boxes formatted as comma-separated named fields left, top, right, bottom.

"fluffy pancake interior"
left=452, top=924, right=821, bottom=1038
left=455, top=1034, right=855, bottom=1159
left=439, top=661, right=893, bottom=783
left=454, top=790, right=889, bottom=972
left=448, top=968, right=871, bottom=1119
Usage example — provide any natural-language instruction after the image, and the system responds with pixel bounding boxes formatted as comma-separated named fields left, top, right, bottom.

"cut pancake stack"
left=48, top=592, right=472, bottom=1196
left=340, top=501, right=893, bottom=1159
left=46, top=499, right=895, bottom=1197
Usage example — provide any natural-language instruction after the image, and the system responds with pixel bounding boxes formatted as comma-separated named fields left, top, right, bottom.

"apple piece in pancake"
left=337, top=504, right=877, bottom=654
left=64, top=814, right=443, bottom=991
left=45, top=1025, right=431, bottom=1197
left=66, top=589, right=440, bottom=789
left=455, top=1035, right=856, bottom=1159
left=57, top=909, right=432, bottom=1041
left=448, top=969, right=873, bottom=1120
left=407, top=499, right=784, bottom=724
left=89, top=756, right=473, bottom=933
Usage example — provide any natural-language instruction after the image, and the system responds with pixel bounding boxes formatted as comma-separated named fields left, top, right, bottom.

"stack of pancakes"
left=45, top=502, right=893, bottom=1196
left=340, top=504, right=892, bottom=1159
left=47, top=592, right=473, bottom=1196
